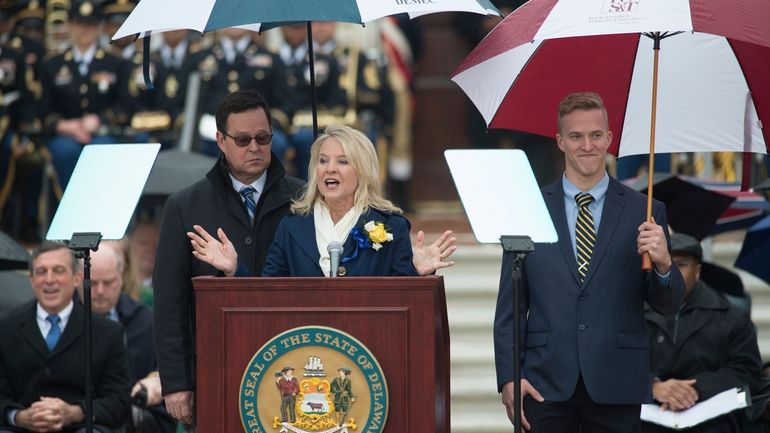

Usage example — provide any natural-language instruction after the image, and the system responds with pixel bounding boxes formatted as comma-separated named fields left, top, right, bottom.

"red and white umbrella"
left=453, top=0, right=770, bottom=275
left=451, top=0, right=770, bottom=162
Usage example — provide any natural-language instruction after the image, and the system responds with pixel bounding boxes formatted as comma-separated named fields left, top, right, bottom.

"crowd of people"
left=0, top=87, right=457, bottom=432
left=0, top=0, right=419, bottom=243
left=2, top=85, right=769, bottom=433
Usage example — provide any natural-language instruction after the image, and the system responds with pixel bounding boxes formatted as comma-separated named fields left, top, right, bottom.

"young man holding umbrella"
left=494, top=92, right=685, bottom=432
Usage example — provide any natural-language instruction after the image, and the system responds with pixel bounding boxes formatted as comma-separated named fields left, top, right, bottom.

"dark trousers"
left=523, top=376, right=641, bottom=433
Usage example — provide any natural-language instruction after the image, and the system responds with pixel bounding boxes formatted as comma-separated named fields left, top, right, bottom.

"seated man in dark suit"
left=79, top=242, right=175, bottom=433
left=0, top=241, right=130, bottom=433
left=644, top=233, right=763, bottom=432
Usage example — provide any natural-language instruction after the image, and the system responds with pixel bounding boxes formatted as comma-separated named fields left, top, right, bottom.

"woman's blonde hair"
left=291, top=124, right=402, bottom=215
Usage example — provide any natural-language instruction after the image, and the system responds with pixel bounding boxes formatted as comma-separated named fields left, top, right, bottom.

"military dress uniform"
left=0, top=1, right=43, bottom=119
left=0, top=42, right=40, bottom=240
left=148, top=36, right=209, bottom=150
left=197, top=35, right=292, bottom=157
left=103, top=0, right=139, bottom=60
left=0, top=44, right=35, bottom=140
left=3, top=34, right=43, bottom=104
left=39, top=45, right=131, bottom=188
left=279, top=42, right=346, bottom=179
left=318, top=40, right=395, bottom=188
left=319, top=41, right=394, bottom=140
left=10, top=0, right=47, bottom=45
left=100, top=0, right=168, bottom=145
left=120, top=47, right=172, bottom=144
left=0, top=2, right=48, bottom=241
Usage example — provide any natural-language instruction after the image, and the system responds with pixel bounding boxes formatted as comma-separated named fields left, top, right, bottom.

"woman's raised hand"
left=187, top=225, right=238, bottom=276
left=412, top=230, right=457, bottom=276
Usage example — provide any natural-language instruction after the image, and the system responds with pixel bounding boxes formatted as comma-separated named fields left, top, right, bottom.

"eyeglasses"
left=221, top=131, right=273, bottom=147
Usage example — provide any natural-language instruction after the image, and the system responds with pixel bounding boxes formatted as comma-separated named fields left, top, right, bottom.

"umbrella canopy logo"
left=395, top=0, right=438, bottom=4
left=604, top=0, right=640, bottom=13
left=239, top=326, right=388, bottom=433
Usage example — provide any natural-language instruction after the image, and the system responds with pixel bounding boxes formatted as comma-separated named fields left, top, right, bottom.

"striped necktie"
left=45, top=315, right=62, bottom=351
left=575, top=192, right=596, bottom=283
left=240, top=186, right=257, bottom=224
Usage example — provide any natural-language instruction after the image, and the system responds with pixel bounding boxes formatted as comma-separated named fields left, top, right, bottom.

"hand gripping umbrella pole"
left=641, top=31, right=682, bottom=272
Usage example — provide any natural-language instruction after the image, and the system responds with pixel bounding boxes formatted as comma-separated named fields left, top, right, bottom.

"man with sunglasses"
left=153, top=90, right=304, bottom=426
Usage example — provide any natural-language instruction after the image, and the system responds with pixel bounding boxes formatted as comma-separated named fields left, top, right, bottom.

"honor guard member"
left=103, top=0, right=170, bottom=144
left=44, top=0, right=71, bottom=53
left=39, top=0, right=131, bottom=190
left=197, top=28, right=291, bottom=158
left=122, top=42, right=169, bottom=144
left=0, top=1, right=44, bottom=103
left=312, top=22, right=395, bottom=172
left=103, top=0, right=138, bottom=61
left=9, top=0, right=45, bottom=44
left=153, top=30, right=207, bottom=147
left=279, top=23, right=346, bottom=180
left=0, top=6, right=41, bottom=241
left=338, top=19, right=416, bottom=209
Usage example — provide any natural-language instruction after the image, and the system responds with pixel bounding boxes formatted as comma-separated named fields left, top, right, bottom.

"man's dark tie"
left=45, top=314, right=62, bottom=350
left=575, top=192, right=596, bottom=283
left=240, top=186, right=257, bottom=224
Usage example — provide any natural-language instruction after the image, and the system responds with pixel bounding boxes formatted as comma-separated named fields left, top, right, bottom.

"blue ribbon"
left=342, top=227, right=372, bottom=263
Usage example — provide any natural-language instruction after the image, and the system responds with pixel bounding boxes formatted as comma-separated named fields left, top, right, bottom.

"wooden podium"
left=193, top=276, right=450, bottom=433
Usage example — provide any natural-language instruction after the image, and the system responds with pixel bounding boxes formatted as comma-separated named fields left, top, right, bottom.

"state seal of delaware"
left=239, top=326, right=388, bottom=433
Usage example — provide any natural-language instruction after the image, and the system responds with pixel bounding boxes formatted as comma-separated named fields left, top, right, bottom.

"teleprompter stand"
left=501, top=235, right=534, bottom=433
left=445, top=149, right=557, bottom=433
left=46, top=143, right=160, bottom=433
left=68, top=232, right=102, bottom=433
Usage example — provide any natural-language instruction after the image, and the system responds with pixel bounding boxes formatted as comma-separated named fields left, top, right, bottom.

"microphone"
left=327, top=242, right=344, bottom=278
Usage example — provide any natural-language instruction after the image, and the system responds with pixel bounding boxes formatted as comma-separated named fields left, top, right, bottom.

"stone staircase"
left=441, top=236, right=770, bottom=433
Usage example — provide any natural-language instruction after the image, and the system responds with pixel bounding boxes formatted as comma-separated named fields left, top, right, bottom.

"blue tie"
left=240, top=186, right=257, bottom=224
left=45, top=315, right=62, bottom=351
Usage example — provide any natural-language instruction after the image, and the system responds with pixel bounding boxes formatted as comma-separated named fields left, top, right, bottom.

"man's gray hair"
left=29, top=241, right=81, bottom=275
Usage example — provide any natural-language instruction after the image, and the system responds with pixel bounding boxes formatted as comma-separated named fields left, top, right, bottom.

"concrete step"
left=451, top=411, right=511, bottom=433
left=451, top=376, right=510, bottom=433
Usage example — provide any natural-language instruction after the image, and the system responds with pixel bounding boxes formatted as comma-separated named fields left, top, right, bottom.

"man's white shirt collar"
left=229, top=171, right=267, bottom=202
left=36, top=300, right=74, bottom=335
left=73, top=44, right=97, bottom=65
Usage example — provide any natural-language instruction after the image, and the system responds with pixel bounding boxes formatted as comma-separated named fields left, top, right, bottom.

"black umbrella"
left=142, top=150, right=216, bottom=197
left=626, top=174, right=736, bottom=240
left=735, top=215, right=770, bottom=286
left=755, top=177, right=770, bottom=192
left=701, top=262, right=745, bottom=297
left=700, top=261, right=751, bottom=313
left=0, top=230, right=30, bottom=271
left=0, top=270, right=33, bottom=320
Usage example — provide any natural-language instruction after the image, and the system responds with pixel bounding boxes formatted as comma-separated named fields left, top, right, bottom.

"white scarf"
left=314, top=202, right=362, bottom=277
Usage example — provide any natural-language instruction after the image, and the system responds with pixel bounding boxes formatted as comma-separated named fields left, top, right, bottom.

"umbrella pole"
left=307, top=21, right=319, bottom=139
left=642, top=33, right=661, bottom=272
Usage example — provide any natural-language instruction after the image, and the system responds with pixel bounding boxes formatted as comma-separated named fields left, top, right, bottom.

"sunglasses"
left=221, top=131, right=273, bottom=147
